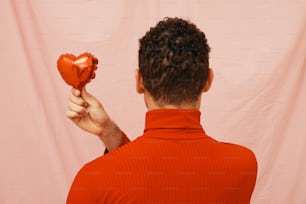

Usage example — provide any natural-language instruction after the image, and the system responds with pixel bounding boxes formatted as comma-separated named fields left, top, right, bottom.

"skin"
left=66, top=68, right=214, bottom=151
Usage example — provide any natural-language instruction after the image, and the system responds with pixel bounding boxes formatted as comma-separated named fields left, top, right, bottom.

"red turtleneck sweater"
left=67, top=109, right=257, bottom=203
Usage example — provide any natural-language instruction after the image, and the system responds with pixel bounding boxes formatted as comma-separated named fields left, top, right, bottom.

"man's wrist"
left=97, top=119, right=124, bottom=151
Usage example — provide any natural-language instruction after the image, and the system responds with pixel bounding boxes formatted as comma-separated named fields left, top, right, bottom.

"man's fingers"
left=71, top=87, right=99, bottom=108
left=71, top=88, right=81, bottom=97
left=68, top=101, right=87, bottom=114
left=69, top=92, right=88, bottom=107
left=81, top=87, right=100, bottom=107
left=66, top=110, right=82, bottom=119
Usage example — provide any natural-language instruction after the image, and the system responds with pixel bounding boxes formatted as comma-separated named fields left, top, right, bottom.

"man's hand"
left=66, top=88, right=127, bottom=151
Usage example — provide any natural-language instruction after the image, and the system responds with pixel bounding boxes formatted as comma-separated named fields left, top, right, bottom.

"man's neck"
left=150, top=104, right=200, bottom=110
left=143, top=91, right=202, bottom=110
left=146, top=99, right=201, bottom=110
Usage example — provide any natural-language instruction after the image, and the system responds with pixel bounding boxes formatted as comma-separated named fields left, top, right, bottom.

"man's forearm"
left=98, top=119, right=130, bottom=151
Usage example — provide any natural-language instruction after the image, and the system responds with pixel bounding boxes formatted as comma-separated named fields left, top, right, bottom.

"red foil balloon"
left=57, top=52, right=98, bottom=90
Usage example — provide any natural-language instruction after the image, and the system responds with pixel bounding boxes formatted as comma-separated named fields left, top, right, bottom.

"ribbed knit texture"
left=67, top=109, right=257, bottom=204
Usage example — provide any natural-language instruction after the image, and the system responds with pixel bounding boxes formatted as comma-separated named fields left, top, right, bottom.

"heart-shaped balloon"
left=57, top=52, right=98, bottom=90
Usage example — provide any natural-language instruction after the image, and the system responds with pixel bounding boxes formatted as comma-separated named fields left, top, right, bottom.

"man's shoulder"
left=82, top=137, right=145, bottom=170
left=207, top=136, right=254, bottom=155
left=219, top=140, right=255, bottom=154
left=71, top=140, right=137, bottom=187
left=214, top=140, right=258, bottom=170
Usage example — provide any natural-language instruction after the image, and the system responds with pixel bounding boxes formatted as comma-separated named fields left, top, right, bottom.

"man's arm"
left=66, top=88, right=130, bottom=151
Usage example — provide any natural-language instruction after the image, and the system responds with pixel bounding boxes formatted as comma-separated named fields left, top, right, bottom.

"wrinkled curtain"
left=0, top=0, right=305, bottom=203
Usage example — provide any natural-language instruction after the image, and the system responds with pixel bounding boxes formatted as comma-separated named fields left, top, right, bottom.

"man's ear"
left=135, top=69, right=145, bottom=94
left=203, top=68, right=214, bottom=92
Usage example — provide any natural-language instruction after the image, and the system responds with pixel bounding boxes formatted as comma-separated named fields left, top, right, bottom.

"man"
left=66, top=17, right=257, bottom=203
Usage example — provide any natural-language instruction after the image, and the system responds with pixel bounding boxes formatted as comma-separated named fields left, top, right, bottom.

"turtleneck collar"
left=143, top=109, right=206, bottom=139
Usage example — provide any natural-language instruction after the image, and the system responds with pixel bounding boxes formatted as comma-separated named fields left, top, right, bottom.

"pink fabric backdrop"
left=1, top=0, right=305, bottom=203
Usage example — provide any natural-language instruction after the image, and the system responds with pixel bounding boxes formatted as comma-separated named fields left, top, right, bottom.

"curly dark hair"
left=138, top=17, right=211, bottom=106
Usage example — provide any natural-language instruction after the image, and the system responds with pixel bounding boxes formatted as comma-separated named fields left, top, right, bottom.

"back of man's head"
left=138, top=17, right=211, bottom=107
